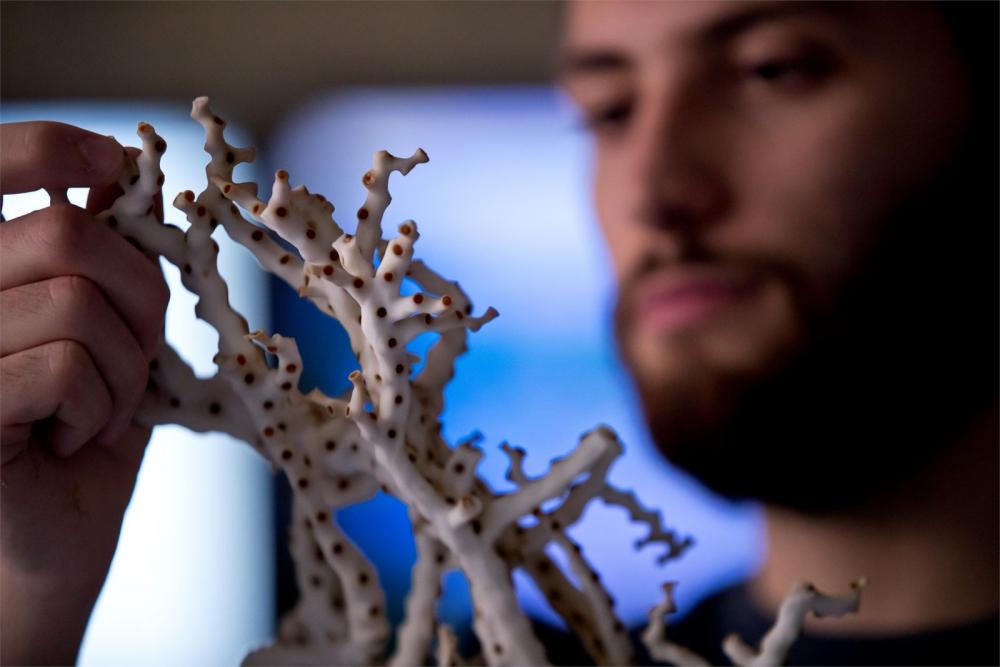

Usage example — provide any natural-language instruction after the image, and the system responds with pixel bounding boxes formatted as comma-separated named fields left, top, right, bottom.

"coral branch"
left=435, top=625, right=466, bottom=667
left=597, top=486, right=694, bottom=565
left=389, top=531, right=448, bottom=667
left=139, top=343, right=260, bottom=449
left=77, top=98, right=864, bottom=667
left=553, top=533, right=632, bottom=665
left=642, top=583, right=711, bottom=666
left=483, top=427, right=615, bottom=543
left=723, top=579, right=867, bottom=667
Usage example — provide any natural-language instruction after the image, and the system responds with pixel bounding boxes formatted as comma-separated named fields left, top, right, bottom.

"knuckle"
left=46, top=279, right=99, bottom=329
left=46, top=275, right=102, bottom=318
left=28, top=121, right=62, bottom=156
left=46, top=339, right=92, bottom=389
left=45, top=341, right=111, bottom=423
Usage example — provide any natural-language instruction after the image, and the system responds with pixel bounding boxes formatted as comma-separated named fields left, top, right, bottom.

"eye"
left=751, top=59, right=801, bottom=80
left=581, top=99, right=634, bottom=134
left=743, top=55, right=830, bottom=89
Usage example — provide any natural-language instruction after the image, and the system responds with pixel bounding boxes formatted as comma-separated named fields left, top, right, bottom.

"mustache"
left=612, top=251, right=806, bottom=338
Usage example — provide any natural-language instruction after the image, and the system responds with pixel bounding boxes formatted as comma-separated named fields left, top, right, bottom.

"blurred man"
left=560, top=1, right=997, bottom=664
left=1, top=1, right=996, bottom=665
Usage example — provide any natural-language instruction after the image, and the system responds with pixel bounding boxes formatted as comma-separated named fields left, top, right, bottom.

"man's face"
left=562, top=2, right=980, bottom=509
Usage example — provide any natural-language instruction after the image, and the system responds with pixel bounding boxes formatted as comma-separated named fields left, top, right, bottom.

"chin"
left=618, top=285, right=915, bottom=515
left=621, top=303, right=972, bottom=515
left=623, top=280, right=805, bottom=428
left=624, top=311, right=799, bottom=456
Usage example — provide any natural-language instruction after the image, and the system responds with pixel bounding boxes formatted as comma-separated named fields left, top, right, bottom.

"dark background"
left=2, top=1, right=562, bottom=135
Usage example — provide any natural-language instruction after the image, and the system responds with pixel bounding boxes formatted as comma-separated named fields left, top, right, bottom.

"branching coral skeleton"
left=41, top=98, right=864, bottom=666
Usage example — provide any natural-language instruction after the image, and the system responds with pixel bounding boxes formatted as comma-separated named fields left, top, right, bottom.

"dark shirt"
left=535, top=582, right=1000, bottom=666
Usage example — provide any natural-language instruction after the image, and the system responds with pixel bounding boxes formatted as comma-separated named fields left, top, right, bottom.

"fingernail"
left=79, top=136, right=123, bottom=174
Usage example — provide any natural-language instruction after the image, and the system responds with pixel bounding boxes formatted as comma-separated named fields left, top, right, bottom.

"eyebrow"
left=558, top=1, right=848, bottom=79
left=704, top=1, right=848, bottom=41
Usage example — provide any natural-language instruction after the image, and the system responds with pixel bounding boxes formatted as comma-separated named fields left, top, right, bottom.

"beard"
left=615, top=129, right=998, bottom=516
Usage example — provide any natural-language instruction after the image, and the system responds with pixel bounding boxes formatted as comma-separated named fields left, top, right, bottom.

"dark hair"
left=937, top=1, right=999, bottom=112
left=936, top=1, right=999, bottom=180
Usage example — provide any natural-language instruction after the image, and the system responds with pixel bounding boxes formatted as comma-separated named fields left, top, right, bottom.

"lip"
left=630, top=267, right=761, bottom=334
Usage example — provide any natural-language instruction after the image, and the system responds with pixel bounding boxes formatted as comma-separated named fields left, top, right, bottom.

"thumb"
left=1, top=122, right=124, bottom=195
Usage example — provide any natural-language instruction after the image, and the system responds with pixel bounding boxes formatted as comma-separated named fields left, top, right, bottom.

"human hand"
left=0, top=121, right=169, bottom=665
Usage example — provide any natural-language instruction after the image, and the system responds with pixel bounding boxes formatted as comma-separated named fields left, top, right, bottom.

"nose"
left=625, top=72, right=730, bottom=239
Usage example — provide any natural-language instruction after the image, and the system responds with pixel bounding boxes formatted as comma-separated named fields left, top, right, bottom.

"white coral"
left=47, top=97, right=862, bottom=667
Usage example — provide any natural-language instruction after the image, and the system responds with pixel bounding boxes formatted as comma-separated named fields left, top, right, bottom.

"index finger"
left=0, top=205, right=170, bottom=359
left=0, top=121, right=125, bottom=195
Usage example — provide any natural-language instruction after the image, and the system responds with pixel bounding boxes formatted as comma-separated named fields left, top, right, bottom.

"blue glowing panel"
left=1, top=102, right=274, bottom=665
left=267, top=87, right=763, bottom=628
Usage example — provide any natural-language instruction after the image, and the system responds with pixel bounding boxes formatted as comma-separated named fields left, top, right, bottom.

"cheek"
left=593, top=152, right=635, bottom=283
left=729, top=43, right=970, bottom=314
left=730, top=95, right=925, bottom=312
